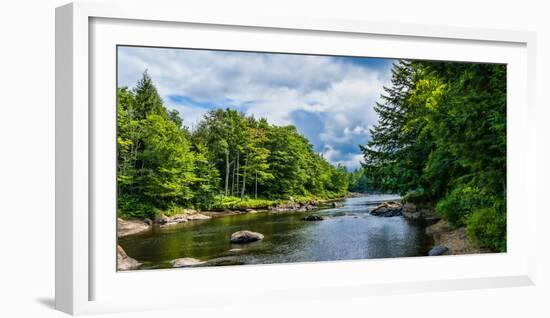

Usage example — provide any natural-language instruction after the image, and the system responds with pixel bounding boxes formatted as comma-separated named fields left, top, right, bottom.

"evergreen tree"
left=133, top=70, right=167, bottom=119
left=361, top=60, right=433, bottom=195
left=361, top=60, right=507, bottom=251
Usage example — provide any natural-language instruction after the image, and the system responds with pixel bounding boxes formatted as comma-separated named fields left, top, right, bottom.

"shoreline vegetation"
left=117, top=71, right=356, bottom=222
left=117, top=192, right=353, bottom=238
left=117, top=57, right=506, bottom=270
left=361, top=60, right=506, bottom=252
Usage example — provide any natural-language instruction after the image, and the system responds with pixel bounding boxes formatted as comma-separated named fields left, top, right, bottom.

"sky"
left=117, top=46, right=395, bottom=171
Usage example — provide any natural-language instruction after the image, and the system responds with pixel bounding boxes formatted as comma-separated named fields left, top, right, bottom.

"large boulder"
left=370, top=201, right=403, bottom=217
left=117, top=245, right=141, bottom=271
left=230, top=230, right=264, bottom=244
left=170, top=257, right=205, bottom=268
left=428, top=245, right=449, bottom=256
left=301, top=215, right=326, bottom=221
left=117, top=218, right=151, bottom=238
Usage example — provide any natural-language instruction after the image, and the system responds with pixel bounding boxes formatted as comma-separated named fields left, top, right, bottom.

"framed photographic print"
left=56, top=1, right=537, bottom=315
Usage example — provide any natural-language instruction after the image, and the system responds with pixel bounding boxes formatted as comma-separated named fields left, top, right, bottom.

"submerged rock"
left=301, top=215, right=326, bottom=221
left=428, top=245, right=449, bottom=256
left=230, top=230, right=264, bottom=244
left=370, top=201, right=403, bottom=217
left=117, top=245, right=141, bottom=271
left=170, top=257, right=205, bottom=267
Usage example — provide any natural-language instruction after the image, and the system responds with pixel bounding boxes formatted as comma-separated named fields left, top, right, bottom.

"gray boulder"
left=428, top=245, right=449, bottom=256
left=117, top=245, right=141, bottom=271
left=370, top=201, right=403, bottom=217
left=230, top=230, right=264, bottom=244
left=117, top=218, right=151, bottom=238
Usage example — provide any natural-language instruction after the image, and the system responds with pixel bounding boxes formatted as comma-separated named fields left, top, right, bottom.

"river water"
left=119, top=194, right=432, bottom=269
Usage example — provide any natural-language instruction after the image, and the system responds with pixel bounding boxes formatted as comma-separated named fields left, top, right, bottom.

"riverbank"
left=117, top=193, right=352, bottom=238
left=368, top=200, right=491, bottom=256
left=117, top=210, right=212, bottom=238
left=425, top=220, right=491, bottom=255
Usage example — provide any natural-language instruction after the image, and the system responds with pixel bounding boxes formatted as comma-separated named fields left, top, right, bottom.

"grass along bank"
left=117, top=193, right=349, bottom=238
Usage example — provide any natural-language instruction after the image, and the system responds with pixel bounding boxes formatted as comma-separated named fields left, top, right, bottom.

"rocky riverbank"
left=118, top=196, right=347, bottom=238
left=368, top=200, right=441, bottom=224
left=117, top=210, right=212, bottom=238
left=369, top=201, right=489, bottom=256
left=117, top=218, right=151, bottom=238
left=426, top=220, right=490, bottom=255
left=402, top=203, right=441, bottom=224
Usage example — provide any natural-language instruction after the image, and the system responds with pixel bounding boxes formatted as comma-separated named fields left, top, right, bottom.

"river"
left=118, top=194, right=433, bottom=269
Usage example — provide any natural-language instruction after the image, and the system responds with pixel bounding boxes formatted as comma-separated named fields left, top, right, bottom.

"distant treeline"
left=117, top=72, right=351, bottom=218
left=362, top=60, right=507, bottom=251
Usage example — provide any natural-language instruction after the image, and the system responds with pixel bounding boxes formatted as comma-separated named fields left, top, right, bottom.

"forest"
left=117, top=71, right=353, bottom=219
left=117, top=59, right=506, bottom=254
left=361, top=60, right=507, bottom=252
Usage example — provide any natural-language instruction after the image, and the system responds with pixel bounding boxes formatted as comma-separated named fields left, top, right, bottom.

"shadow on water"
left=119, top=194, right=432, bottom=269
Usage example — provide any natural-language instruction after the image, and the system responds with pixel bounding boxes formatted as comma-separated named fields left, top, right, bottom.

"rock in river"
left=117, top=218, right=151, bottom=238
left=370, top=201, right=403, bottom=217
left=117, top=245, right=141, bottom=271
left=428, top=245, right=449, bottom=256
left=301, top=215, right=326, bottom=221
left=230, top=230, right=264, bottom=244
left=170, top=257, right=205, bottom=267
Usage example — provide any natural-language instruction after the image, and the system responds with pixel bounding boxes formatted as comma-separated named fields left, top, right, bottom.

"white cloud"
left=118, top=46, right=393, bottom=169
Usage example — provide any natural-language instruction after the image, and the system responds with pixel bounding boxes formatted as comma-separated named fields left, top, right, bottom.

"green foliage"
left=347, top=168, right=371, bottom=193
left=435, top=184, right=493, bottom=226
left=401, top=191, right=434, bottom=205
left=362, top=60, right=507, bottom=252
left=466, top=204, right=506, bottom=252
left=213, top=196, right=280, bottom=210
left=117, top=71, right=350, bottom=219
left=136, top=114, right=195, bottom=207
left=117, top=193, right=155, bottom=219
left=190, top=143, right=220, bottom=210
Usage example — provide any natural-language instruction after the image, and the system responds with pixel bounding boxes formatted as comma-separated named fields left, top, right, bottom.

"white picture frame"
left=55, top=1, right=537, bottom=315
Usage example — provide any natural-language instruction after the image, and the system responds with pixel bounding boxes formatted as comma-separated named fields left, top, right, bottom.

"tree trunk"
left=234, top=152, right=239, bottom=196
left=232, top=153, right=237, bottom=196
left=225, top=151, right=230, bottom=196
left=241, top=153, right=248, bottom=199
